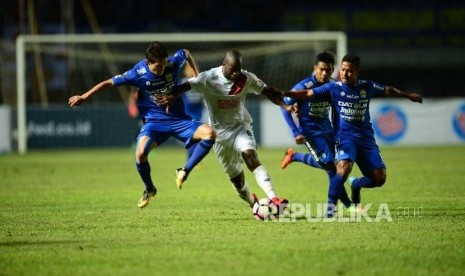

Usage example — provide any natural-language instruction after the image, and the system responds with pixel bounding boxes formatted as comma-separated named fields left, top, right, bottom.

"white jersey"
left=188, top=66, right=265, bottom=138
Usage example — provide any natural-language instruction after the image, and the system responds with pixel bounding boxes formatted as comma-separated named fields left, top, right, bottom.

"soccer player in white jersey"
left=68, top=42, right=216, bottom=209
left=159, top=50, right=298, bottom=216
left=282, top=53, right=422, bottom=216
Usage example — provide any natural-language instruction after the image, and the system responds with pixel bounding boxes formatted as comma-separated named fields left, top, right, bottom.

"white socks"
left=253, top=165, right=277, bottom=199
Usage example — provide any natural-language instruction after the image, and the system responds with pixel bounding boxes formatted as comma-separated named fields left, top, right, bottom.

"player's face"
left=147, top=58, right=168, bottom=76
left=339, top=61, right=359, bottom=86
left=222, top=62, right=242, bottom=81
left=314, top=61, right=334, bottom=84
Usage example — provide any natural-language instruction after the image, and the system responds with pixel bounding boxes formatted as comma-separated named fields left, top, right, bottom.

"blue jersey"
left=283, top=74, right=332, bottom=138
left=313, top=80, right=386, bottom=140
left=112, top=49, right=189, bottom=122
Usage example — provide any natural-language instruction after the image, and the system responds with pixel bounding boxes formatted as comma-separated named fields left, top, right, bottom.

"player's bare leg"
left=230, top=171, right=255, bottom=207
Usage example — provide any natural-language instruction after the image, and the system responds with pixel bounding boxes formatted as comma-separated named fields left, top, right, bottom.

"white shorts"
left=213, top=124, right=257, bottom=179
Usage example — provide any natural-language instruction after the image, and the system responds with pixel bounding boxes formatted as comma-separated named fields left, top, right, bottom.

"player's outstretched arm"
left=280, top=103, right=304, bottom=144
left=68, top=78, right=114, bottom=107
left=262, top=87, right=299, bottom=114
left=282, top=89, right=315, bottom=100
left=385, top=86, right=423, bottom=103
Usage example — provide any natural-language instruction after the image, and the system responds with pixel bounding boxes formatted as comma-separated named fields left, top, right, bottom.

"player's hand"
left=409, top=93, right=423, bottom=103
left=155, top=94, right=176, bottom=113
left=285, top=104, right=300, bottom=116
left=128, top=102, right=139, bottom=118
left=68, top=95, right=86, bottom=107
left=294, top=134, right=305, bottom=145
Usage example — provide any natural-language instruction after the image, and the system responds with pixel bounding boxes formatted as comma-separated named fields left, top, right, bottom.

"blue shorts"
left=305, top=134, right=335, bottom=168
left=185, top=103, right=204, bottom=121
left=335, top=136, right=386, bottom=175
left=137, top=118, right=203, bottom=148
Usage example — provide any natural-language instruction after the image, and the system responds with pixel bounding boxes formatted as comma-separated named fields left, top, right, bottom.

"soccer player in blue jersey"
left=68, top=41, right=216, bottom=208
left=282, top=53, right=422, bottom=216
left=279, top=52, right=352, bottom=210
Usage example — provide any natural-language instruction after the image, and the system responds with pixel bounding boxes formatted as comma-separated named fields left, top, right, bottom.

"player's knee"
left=202, top=125, right=217, bottom=140
left=336, top=160, right=353, bottom=178
left=242, top=150, right=260, bottom=171
left=373, top=173, right=386, bottom=187
left=208, top=128, right=217, bottom=140
left=135, top=151, right=147, bottom=164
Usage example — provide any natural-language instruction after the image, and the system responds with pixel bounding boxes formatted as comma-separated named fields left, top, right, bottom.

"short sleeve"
left=112, top=68, right=137, bottom=87
left=247, top=72, right=266, bottom=95
left=369, top=80, right=386, bottom=97
left=312, top=82, right=332, bottom=98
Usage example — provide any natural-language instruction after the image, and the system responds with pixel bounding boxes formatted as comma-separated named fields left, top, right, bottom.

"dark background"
left=2, top=0, right=465, bottom=102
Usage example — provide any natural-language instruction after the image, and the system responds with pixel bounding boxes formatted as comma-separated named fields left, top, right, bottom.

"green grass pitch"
left=1, top=146, right=465, bottom=275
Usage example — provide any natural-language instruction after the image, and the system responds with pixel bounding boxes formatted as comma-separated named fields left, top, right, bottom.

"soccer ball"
left=252, top=198, right=278, bottom=221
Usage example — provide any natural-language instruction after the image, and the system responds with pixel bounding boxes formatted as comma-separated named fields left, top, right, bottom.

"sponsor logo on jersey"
left=137, top=67, right=147, bottom=75
left=217, top=98, right=240, bottom=109
left=115, top=71, right=129, bottom=79
left=304, top=81, right=314, bottom=88
left=346, top=94, right=360, bottom=99
left=373, top=105, right=407, bottom=143
left=452, top=103, right=465, bottom=140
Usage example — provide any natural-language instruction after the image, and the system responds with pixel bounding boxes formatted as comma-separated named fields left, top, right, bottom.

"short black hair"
left=341, top=53, right=361, bottom=68
left=145, top=41, right=169, bottom=62
left=315, top=52, right=335, bottom=66
left=224, top=50, right=242, bottom=65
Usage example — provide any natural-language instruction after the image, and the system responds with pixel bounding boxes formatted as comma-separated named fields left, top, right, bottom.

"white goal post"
left=16, top=32, right=347, bottom=154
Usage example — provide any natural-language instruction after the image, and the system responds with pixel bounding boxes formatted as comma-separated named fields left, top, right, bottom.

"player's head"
left=339, top=53, right=361, bottom=86
left=145, top=41, right=169, bottom=76
left=222, top=50, right=243, bottom=80
left=313, top=52, right=335, bottom=84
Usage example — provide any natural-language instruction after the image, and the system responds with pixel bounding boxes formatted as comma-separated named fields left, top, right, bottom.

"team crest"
left=360, top=90, right=367, bottom=98
left=146, top=81, right=150, bottom=86
left=341, top=92, right=346, bottom=96
left=166, top=74, right=173, bottom=82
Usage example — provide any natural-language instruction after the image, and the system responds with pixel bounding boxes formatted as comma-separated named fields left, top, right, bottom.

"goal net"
left=15, top=32, right=347, bottom=153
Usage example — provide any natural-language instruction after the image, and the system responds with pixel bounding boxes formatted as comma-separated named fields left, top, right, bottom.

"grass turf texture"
left=1, top=146, right=464, bottom=275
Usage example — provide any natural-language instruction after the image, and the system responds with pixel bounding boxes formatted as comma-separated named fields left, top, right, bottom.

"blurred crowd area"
left=1, top=0, right=465, bottom=105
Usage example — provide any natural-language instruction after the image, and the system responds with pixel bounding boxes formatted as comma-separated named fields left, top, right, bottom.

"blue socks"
left=184, top=139, right=214, bottom=172
left=136, top=161, right=156, bottom=192
left=186, top=143, right=197, bottom=159
left=351, top=176, right=376, bottom=189
left=338, top=184, right=352, bottom=208
left=328, top=172, right=343, bottom=205
left=292, top=152, right=322, bottom=169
